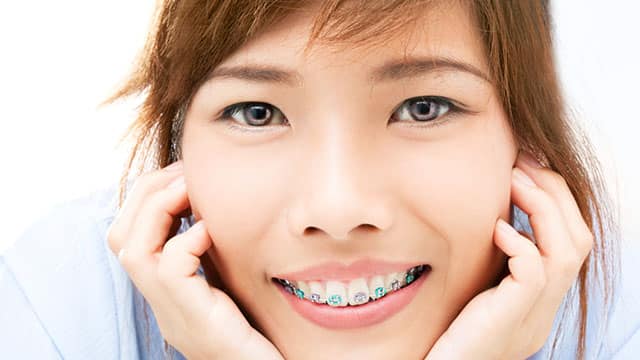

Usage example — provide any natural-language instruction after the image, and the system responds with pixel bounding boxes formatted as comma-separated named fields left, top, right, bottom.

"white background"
left=0, top=1, right=638, bottom=253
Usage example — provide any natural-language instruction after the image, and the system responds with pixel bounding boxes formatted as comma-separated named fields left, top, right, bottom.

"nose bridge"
left=287, top=120, right=393, bottom=242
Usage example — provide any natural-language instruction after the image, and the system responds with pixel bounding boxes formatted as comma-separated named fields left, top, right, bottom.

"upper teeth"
left=277, top=265, right=427, bottom=307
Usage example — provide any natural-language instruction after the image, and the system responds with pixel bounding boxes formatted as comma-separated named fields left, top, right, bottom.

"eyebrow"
left=205, top=56, right=492, bottom=86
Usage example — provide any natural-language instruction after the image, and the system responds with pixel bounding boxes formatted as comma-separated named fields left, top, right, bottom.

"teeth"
left=295, top=281, right=310, bottom=300
left=405, top=266, right=420, bottom=285
left=385, top=272, right=404, bottom=292
left=308, top=281, right=326, bottom=303
left=368, top=275, right=386, bottom=300
left=348, top=278, right=370, bottom=305
left=278, top=265, right=428, bottom=306
left=279, top=279, right=296, bottom=294
left=325, top=281, right=348, bottom=307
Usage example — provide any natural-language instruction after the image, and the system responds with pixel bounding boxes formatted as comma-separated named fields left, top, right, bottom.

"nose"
left=286, top=126, right=394, bottom=242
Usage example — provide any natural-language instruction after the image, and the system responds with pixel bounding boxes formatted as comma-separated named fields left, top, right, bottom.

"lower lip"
left=276, top=269, right=430, bottom=329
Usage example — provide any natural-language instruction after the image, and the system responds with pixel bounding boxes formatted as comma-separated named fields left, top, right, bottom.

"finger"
left=156, top=223, right=282, bottom=359
left=493, top=219, right=546, bottom=320
left=510, top=158, right=589, bottom=353
left=510, top=167, right=578, bottom=283
left=116, top=162, right=184, bottom=243
left=511, top=165, right=584, bottom=331
left=516, top=151, right=594, bottom=258
left=120, top=175, right=190, bottom=290
left=107, top=160, right=183, bottom=255
left=516, top=229, right=535, bottom=243
left=426, top=220, right=545, bottom=359
left=157, top=220, right=218, bottom=315
left=159, top=220, right=211, bottom=279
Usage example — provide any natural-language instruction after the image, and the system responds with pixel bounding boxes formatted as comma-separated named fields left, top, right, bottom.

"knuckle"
left=131, top=173, right=153, bottom=192
left=141, top=191, right=167, bottom=216
left=118, top=249, right=139, bottom=271
left=162, top=236, right=179, bottom=255
left=579, top=229, right=595, bottom=254
left=522, top=237, right=539, bottom=254
left=118, top=251, right=132, bottom=269
left=106, top=225, right=123, bottom=254
left=559, top=252, right=583, bottom=277
left=537, top=190, right=556, bottom=210
left=528, top=185, right=556, bottom=212
left=144, top=192, right=178, bottom=230
left=131, top=171, right=165, bottom=196
left=546, top=170, right=569, bottom=189
left=122, top=174, right=154, bottom=205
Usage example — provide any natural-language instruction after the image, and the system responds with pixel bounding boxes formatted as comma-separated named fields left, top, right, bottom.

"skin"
left=107, top=2, right=594, bottom=359
left=186, top=2, right=510, bottom=357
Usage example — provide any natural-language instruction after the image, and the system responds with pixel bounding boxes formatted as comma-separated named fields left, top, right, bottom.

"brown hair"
left=103, top=1, right=620, bottom=359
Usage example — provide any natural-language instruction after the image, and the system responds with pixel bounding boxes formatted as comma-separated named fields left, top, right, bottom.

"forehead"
left=215, top=1, right=487, bottom=81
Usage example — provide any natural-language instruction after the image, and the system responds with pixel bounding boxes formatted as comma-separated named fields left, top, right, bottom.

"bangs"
left=301, top=0, right=441, bottom=54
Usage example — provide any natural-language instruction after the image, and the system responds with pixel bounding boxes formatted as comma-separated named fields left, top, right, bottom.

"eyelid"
left=218, top=101, right=283, bottom=121
left=394, top=95, right=467, bottom=113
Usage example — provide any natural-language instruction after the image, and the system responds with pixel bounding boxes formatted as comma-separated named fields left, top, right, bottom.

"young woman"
left=2, top=1, right=638, bottom=359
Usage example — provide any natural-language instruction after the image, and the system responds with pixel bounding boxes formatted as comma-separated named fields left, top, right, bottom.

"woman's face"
left=182, top=2, right=518, bottom=359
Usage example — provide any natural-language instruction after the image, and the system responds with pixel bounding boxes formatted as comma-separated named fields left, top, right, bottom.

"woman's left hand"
left=425, top=151, right=595, bottom=360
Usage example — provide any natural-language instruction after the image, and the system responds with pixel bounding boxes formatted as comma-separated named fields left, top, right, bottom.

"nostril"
left=303, top=226, right=321, bottom=236
left=303, top=223, right=378, bottom=239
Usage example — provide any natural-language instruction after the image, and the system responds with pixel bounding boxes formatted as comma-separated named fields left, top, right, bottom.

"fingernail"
left=165, top=160, right=183, bottom=171
left=497, top=218, right=517, bottom=236
left=519, top=151, right=543, bottom=169
left=191, top=220, right=205, bottom=231
left=513, top=167, right=537, bottom=187
left=168, top=175, right=185, bottom=189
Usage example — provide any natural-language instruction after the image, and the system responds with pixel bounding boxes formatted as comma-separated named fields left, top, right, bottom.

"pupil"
left=246, top=105, right=270, bottom=125
left=411, top=100, right=436, bottom=121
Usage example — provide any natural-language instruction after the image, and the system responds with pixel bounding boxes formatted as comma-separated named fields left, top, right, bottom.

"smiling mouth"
left=273, top=264, right=431, bottom=307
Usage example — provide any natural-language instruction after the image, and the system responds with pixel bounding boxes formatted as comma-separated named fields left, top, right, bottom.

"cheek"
left=182, top=138, right=291, bottom=288
left=394, top=113, right=515, bottom=301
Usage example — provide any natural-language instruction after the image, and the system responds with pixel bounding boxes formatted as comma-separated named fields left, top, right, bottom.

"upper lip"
left=273, top=258, right=427, bottom=282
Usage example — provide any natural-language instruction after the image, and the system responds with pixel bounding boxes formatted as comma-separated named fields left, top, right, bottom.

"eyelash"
left=214, top=96, right=468, bottom=134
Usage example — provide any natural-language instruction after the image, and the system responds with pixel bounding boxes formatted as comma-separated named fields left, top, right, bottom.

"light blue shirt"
left=1, top=183, right=638, bottom=359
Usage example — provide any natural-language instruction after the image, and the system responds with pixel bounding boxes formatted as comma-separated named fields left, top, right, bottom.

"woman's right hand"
left=106, top=160, right=283, bottom=360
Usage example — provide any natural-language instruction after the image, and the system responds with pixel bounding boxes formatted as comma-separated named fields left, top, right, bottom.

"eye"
left=216, top=102, right=288, bottom=129
left=390, top=96, right=463, bottom=126
left=215, top=96, right=465, bottom=133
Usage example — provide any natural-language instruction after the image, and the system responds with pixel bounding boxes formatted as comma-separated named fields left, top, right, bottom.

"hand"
left=106, top=161, right=283, bottom=360
left=425, top=151, right=594, bottom=360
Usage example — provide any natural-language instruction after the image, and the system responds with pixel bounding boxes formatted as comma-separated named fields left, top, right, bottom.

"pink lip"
left=273, top=258, right=425, bottom=282
left=276, top=268, right=430, bottom=329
